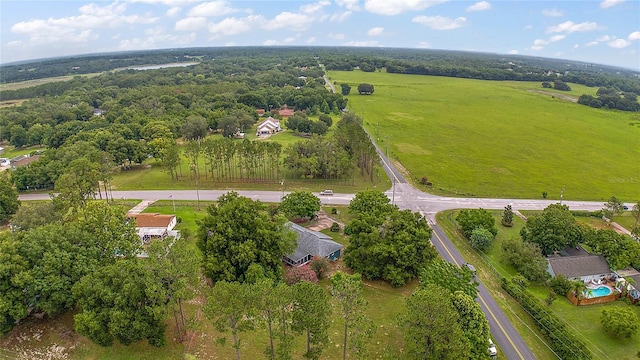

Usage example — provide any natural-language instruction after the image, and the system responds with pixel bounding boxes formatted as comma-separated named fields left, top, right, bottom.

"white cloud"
left=166, top=7, right=181, bottom=17
left=585, top=41, right=599, bottom=47
left=306, top=37, right=317, bottom=44
left=175, top=17, right=207, bottom=31
left=344, top=40, right=380, bottom=46
left=10, top=2, right=158, bottom=45
left=328, top=33, right=345, bottom=40
left=118, top=31, right=196, bottom=51
left=263, top=39, right=278, bottom=46
left=524, top=25, right=533, bottom=30
left=542, top=8, right=563, bottom=17
left=573, top=44, right=579, bottom=49
left=301, top=1, right=331, bottom=14
left=207, top=15, right=262, bottom=38
left=368, top=27, right=384, bottom=36
left=263, top=12, right=313, bottom=31
left=126, top=0, right=199, bottom=5
left=283, top=37, right=296, bottom=43
left=531, top=35, right=565, bottom=50
left=335, top=0, right=360, bottom=10
left=608, top=39, right=630, bottom=48
left=629, top=31, right=640, bottom=40
left=531, top=45, right=543, bottom=51
left=596, top=35, right=612, bottom=42
left=412, top=15, right=466, bottom=30
left=600, top=0, right=623, bottom=8
left=364, top=0, right=447, bottom=16
left=330, top=11, right=352, bottom=22
left=187, top=1, right=246, bottom=17
left=549, top=34, right=566, bottom=42
left=547, top=21, right=600, bottom=33
left=466, top=1, right=491, bottom=12
left=508, top=49, right=518, bottom=54
left=416, top=41, right=430, bottom=48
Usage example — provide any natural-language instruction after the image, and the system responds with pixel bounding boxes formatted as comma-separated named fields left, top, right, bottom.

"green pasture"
left=328, top=70, right=640, bottom=201
left=0, top=145, right=45, bottom=159
left=436, top=210, right=640, bottom=360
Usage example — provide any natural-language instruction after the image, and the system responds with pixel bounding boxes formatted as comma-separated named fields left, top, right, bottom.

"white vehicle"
left=488, top=338, right=497, bottom=357
left=320, top=190, right=334, bottom=196
left=0, top=158, right=10, bottom=167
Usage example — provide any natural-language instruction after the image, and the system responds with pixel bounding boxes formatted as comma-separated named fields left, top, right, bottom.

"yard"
left=436, top=209, right=640, bottom=359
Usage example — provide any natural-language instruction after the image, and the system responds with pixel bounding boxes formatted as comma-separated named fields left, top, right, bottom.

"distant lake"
left=127, top=62, right=199, bottom=70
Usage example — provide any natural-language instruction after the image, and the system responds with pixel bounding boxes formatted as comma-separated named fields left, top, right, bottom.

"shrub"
left=542, top=191, right=548, bottom=199
left=331, top=207, right=338, bottom=215
left=284, top=265, right=318, bottom=285
left=420, top=176, right=428, bottom=185
left=548, top=275, right=572, bottom=296
left=309, top=257, right=330, bottom=280
left=469, top=227, right=493, bottom=251
left=545, top=292, right=557, bottom=306
left=330, top=222, right=340, bottom=232
left=601, top=308, right=639, bottom=338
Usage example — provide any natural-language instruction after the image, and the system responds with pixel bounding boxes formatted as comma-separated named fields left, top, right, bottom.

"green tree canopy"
left=520, top=203, right=585, bottom=255
left=450, top=291, right=491, bottom=359
left=344, top=209, right=436, bottom=287
left=331, top=271, right=373, bottom=360
left=0, top=177, right=20, bottom=223
left=501, top=237, right=550, bottom=282
left=399, top=285, right=471, bottom=360
left=197, top=191, right=296, bottom=283
left=601, top=308, right=639, bottom=339
left=280, top=191, right=321, bottom=220
left=73, top=259, right=168, bottom=347
left=347, top=189, right=396, bottom=218
left=357, top=83, right=374, bottom=95
left=419, top=259, right=478, bottom=299
left=469, top=227, right=494, bottom=252
left=456, top=208, right=498, bottom=239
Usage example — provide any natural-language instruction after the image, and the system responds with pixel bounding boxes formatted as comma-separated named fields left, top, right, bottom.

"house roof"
left=11, top=154, right=40, bottom=168
left=286, top=222, right=343, bottom=262
left=130, top=213, right=175, bottom=228
left=630, top=275, right=640, bottom=290
left=257, top=117, right=280, bottom=130
left=276, top=108, right=295, bottom=117
left=547, top=255, right=611, bottom=278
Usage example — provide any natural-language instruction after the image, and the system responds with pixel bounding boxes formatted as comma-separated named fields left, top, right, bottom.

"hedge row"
left=501, top=278, right=592, bottom=360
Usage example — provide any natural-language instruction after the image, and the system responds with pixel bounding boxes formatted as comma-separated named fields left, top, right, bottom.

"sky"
left=1, top=0, right=639, bottom=69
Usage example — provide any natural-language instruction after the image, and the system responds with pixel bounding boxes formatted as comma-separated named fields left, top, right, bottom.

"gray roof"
left=285, top=222, right=343, bottom=262
left=547, top=255, right=611, bottom=278
left=629, top=275, right=640, bottom=290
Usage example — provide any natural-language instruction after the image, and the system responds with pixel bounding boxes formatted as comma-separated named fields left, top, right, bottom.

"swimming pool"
left=585, top=286, right=612, bottom=298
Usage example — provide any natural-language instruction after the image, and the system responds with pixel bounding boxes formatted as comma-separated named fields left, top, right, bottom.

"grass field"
left=328, top=70, right=640, bottom=202
left=436, top=210, right=640, bottom=360
left=0, top=73, right=102, bottom=91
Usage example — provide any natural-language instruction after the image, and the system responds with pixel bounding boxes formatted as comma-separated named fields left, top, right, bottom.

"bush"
left=309, top=257, right=330, bottom=280
left=601, top=308, right=639, bottom=338
left=545, top=292, right=557, bottom=306
left=284, top=265, right=318, bottom=285
left=542, top=191, right=548, bottom=199
left=469, top=227, right=493, bottom=251
left=548, top=275, right=572, bottom=296
left=331, top=207, right=338, bottom=215
left=330, top=222, right=340, bottom=232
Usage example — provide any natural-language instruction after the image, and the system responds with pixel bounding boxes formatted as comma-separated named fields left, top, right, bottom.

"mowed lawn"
left=328, top=71, right=640, bottom=201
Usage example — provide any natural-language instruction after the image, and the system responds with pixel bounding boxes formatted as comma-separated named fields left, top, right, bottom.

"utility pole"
left=385, top=136, right=389, bottom=158
left=560, top=186, right=565, bottom=205
left=280, top=179, right=285, bottom=199
left=170, top=194, right=175, bottom=212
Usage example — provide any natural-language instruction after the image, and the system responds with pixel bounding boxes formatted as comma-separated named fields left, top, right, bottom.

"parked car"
left=320, top=190, right=334, bottom=196
left=623, top=205, right=629, bottom=210
left=464, top=263, right=477, bottom=276
left=488, top=338, right=497, bottom=357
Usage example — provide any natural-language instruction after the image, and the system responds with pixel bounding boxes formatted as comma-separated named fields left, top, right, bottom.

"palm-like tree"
left=572, top=280, right=592, bottom=300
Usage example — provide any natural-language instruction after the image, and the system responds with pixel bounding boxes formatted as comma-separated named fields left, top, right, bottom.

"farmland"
left=329, top=70, right=640, bottom=201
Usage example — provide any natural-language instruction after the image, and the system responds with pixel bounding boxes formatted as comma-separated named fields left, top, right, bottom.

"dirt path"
left=307, top=210, right=343, bottom=231
left=528, top=89, right=578, bottom=103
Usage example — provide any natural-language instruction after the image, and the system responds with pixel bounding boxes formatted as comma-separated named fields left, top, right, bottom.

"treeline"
left=578, top=87, right=640, bottom=111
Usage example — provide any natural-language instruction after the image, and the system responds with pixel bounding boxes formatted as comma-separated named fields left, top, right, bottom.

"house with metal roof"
left=256, top=116, right=282, bottom=136
left=284, top=222, right=343, bottom=267
left=546, top=254, right=614, bottom=282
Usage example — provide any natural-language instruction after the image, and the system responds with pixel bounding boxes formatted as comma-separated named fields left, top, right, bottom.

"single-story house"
left=256, top=109, right=266, bottom=116
left=284, top=222, right=343, bottom=267
left=11, top=154, right=40, bottom=169
left=546, top=254, right=614, bottom=282
left=614, top=268, right=640, bottom=303
left=274, top=107, right=295, bottom=117
left=128, top=213, right=177, bottom=243
left=256, top=117, right=282, bottom=136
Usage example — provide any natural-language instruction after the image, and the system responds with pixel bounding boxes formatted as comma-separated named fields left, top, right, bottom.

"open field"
left=328, top=71, right=640, bottom=202
left=437, top=210, right=640, bottom=360
left=0, top=73, right=101, bottom=91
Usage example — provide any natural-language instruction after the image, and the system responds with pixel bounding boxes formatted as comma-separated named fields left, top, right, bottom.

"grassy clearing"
left=0, top=145, right=45, bottom=159
left=436, top=210, right=640, bottom=360
left=329, top=70, right=640, bottom=201
left=110, top=130, right=391, bottom=193
left=0, top=73, right=101, bottom=91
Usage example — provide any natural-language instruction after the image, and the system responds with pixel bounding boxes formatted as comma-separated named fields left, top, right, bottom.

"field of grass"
left=436, top=210, right=640, bottom=360
left=328, top=70, right=640, bottom=202
left=0, top=73, right=101, bottom=91
left=0, top=145, right=45, bottom=159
